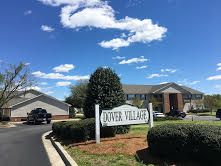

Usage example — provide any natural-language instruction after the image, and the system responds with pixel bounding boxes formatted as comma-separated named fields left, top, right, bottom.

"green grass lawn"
left=74, top=114, right=85, bottom=119
left=63, top=120, right=221, bottom=166
left=65, top=147, right=147, bottom=166
left=187, top=111, right=216, bottom=116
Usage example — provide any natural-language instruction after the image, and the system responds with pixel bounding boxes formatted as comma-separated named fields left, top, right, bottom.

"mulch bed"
left=70, top=134, right=147, bottom=156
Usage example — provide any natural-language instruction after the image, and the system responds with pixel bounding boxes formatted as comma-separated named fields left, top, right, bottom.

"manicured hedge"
left=187, top=109, right=210, bottom=113
left=115, top=125, right=131, bottom=134
left=147, top=124, right=221, bottom=163
left=153, top=116, right=182, bottom=121
left=52, top=118, right=130, bottom=142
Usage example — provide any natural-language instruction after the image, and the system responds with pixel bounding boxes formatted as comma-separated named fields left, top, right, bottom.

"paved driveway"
left=0, top=123, right=52, bottom=166
left=184, top=115, right=220, bottom=121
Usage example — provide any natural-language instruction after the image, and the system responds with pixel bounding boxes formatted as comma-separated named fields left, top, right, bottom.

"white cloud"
left=207, top=75, right=221, bottom=81
left=136, top=65, right=147, bottom=69
left=53, top=64, right=75, bottom=72
left=32, top=71, right=89, bottom=80
left=119, top=56, right=148, bottom=64
left=45, top=91, right=55, bottom=95
left=24, top=62, right=31, bottom=66
left=216, top=67, right=221, bottom=71
left=40, top=82, right=48, bottom=85
left=187, top=81, right=200, bottom=85
left=112, top=56, right=125, bottom=60
left=217, top=63, right=221, bottom=66
left=56, top=81, right=71, bottom=86
left=215, top=85, right=221, bottom=89
left=147, top=74, right=168, bottom=79
left=100, top=38, right=130, bottom=50
left=25, top=86, right=41, bottom=91
left=160, top=82, right=168, bottom=85
left=24, top=10, right=32, bottom=15
left=161, top=68, right=176, bottom=73
left=39, top=0, right=167, bottom=50
left=41, top=25, right=54, bottom=32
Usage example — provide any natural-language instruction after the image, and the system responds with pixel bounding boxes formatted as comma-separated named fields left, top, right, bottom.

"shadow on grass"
left=136, top=148, right=209, bottom=166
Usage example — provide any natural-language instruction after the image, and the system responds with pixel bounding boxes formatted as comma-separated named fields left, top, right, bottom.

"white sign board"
left=100, top=105, right=149, bottom=127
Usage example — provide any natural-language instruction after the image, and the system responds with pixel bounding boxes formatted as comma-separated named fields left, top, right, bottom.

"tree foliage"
left=132, top=97, right=142, bottom=108
left=83, top=67, right=125, bottom=118
left=204, top=95, right=219, bottom=113
left=0, top=62, right=32, bottom=109
left=65, top=80, right=88, bottom=109
left=150, top=97, right=161, bottom=110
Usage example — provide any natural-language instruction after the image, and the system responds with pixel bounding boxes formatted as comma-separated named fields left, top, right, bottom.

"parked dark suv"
left=166, top=110, right=186, bottom=118
left=27, top=108, right=52, bottom=125
left=216, top=109, right=221, bottom=120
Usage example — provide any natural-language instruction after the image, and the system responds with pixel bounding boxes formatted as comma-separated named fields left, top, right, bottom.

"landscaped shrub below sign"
left=147, top=124, right=221, bottom=163
left=115, top=125, right=131, bottom=134
left=52, top=118, right=128, bottom=142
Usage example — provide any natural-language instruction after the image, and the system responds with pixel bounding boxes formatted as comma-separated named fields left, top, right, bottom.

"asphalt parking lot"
left=0, top=122, right=52, bottom=166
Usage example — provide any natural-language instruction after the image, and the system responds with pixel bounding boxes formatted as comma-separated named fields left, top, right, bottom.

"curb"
left=43, top=131, right=78, bottom=166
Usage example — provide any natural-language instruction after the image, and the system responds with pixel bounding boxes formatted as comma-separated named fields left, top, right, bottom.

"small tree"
left=83, top=67, right=125, bottom=118
left=65, top=80, right=88, bottom=109
left=150, top=97, right=161, bottom=111
left=132, top=97, right=142, bottom=108
left=204, top=95, right=216, bottom=114
left=0, top=62, right=32, bottom=118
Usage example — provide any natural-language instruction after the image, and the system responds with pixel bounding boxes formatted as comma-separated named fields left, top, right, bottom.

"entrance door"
left=169, top=94, right=178, bottom=110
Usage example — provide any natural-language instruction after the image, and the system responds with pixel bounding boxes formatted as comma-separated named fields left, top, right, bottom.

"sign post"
left=148, top=103, right=154, bottom=128
left=95, top=104, right=100, bottom=144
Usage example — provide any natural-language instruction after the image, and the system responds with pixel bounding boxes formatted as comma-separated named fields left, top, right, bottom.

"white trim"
left=153, top=83, right=191, bottom=94
left=10, top=94, right=70, bottom=108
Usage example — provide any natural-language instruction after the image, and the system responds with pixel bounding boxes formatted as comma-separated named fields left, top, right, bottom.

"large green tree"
left=65, top=80, right=88, bottom=109
left=83, top=67, right=125, bottom=118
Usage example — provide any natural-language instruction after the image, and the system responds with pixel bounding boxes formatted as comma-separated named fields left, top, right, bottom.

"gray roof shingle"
left=122, top=83, right=203, bottom=95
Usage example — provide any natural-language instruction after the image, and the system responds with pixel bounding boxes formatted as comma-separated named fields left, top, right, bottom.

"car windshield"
left=40, top=109, right=47, bottom=113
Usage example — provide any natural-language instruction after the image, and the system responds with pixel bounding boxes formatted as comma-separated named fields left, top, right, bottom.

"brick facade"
left=177, top=93, right=184, bottom=111
left=163, top=93, right=170, bottom=113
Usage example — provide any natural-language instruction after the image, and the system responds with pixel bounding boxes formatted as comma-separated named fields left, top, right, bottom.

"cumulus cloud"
left=161, top=68, right=176, bottom=73
left=32, top=71, right=89, bottom=80
left=207, top=75, right=221, bottom=81
left=45, top=91, right=55, bottom=95
left=112, top=56, right=125, bottom=60
left=187, top=81, right=200, bottom=85
left=40, top=82, right=48, bottom=85
left=215, top=85, right=221, bottom=89
left=136, top=65, right=147, bottom=69
left=160, top=82, right=168, bottom=85
left=39, top=0, right=167, bottom=49
left=56, top=81, right=71, bottom=86
left=119, top=56, right=148, bottom=64
left=53, top=64, right=75, bottom=72
left=24, top=62, right=31, bottom=66
left=147, top=74, right=168, bottom=79
left=24, top=10, right=32, bottom=15
left=217, top=63, right=221, bottom=66
left=41, top=25, right=54, bottom=32
left=25, top=86, right=41, bottom=91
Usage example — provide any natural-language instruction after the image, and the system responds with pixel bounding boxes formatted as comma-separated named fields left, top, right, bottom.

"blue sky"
left=1, top=0, right=221, bottom=100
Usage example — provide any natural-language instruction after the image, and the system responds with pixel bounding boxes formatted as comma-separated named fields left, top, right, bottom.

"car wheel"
left=47, top=120, right=51, bottom=124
